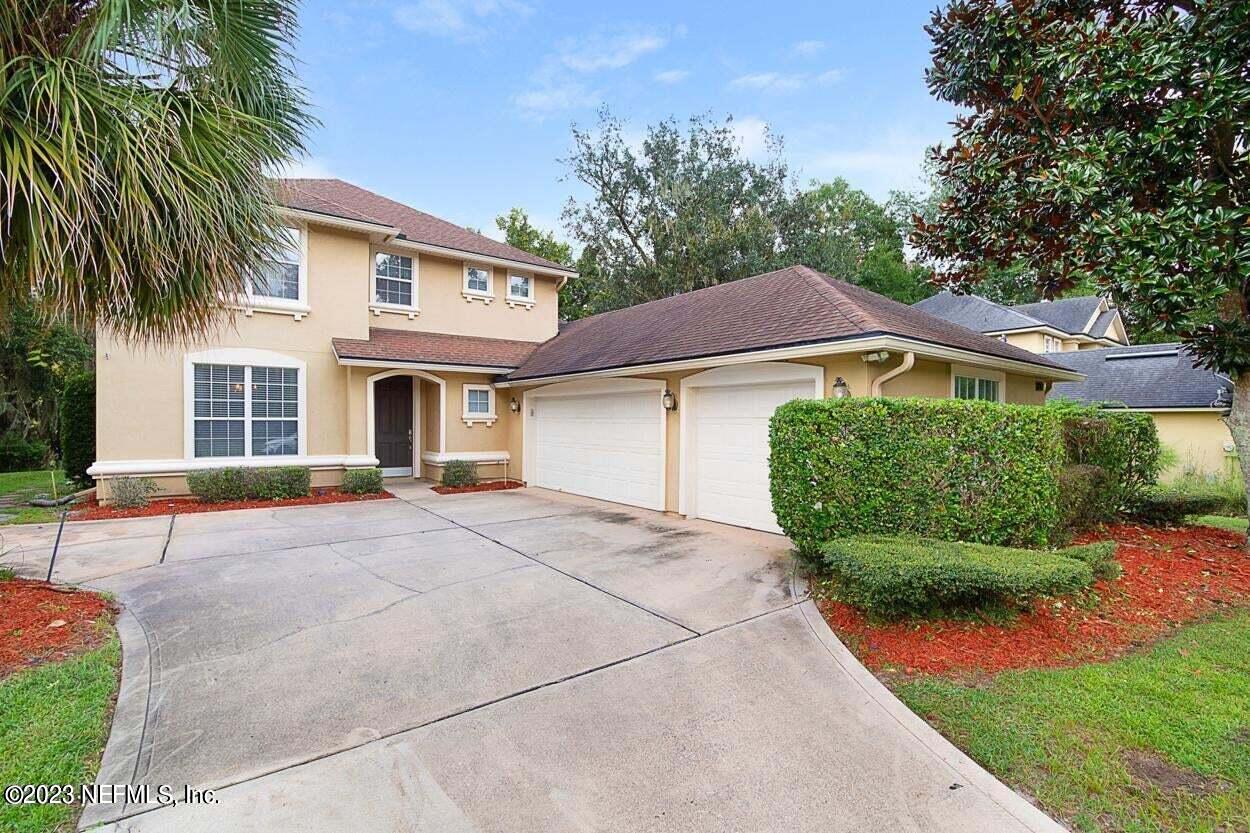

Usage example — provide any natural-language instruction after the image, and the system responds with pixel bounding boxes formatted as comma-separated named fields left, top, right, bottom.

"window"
left=1043, top=335, right=1058, bottom=353
left=374, top=253, right=414, bottom=307
left=462, top=384, right=496, bottom=425
left=508, top=273, right=531, bottom=300
left=250, top=227, right=302, bottom=301
left=463, top=264, right=493, bottom=299
left=954, top=375, right=1000, bottom=402
left=192, top=362, right=301, bottom=458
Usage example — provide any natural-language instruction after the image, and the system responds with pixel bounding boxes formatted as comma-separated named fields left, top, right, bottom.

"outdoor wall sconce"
left=661, top=389, right=678, bottom=411
left=509, top=397, right=521, bottom=413
left=831, top=377, right=851, bottom=399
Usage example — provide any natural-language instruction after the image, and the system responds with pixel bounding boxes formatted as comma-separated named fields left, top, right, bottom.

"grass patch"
left=0, top=634, right=120, bottom=833
left=894, top=612, right=1250, bottom=833
left=0, top=470, right=75, bottom=527
left=1192, top=514, right=1248, bottom=533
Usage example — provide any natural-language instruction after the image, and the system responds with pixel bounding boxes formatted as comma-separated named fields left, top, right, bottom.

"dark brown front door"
left=375, top=376, right=413, bottom=474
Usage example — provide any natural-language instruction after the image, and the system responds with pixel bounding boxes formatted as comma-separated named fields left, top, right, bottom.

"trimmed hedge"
left=818, top=535, right=1099, bottom=618
left=186, top=466, right=310, bottom=502
left=1058, top=463, right=1109, bottom=535
left=1052, top=402, right=1161, bottom=515
left=341, top=468, right=384, bottom=494
left=1058, top=540, right=1120, bottom=580
left=60, top=372, right=95, bottom=486
left=441, top=459, right=478, bottom=487
left=771, top=398, right=1066, bottom=555
left=0, top=433, right=50, bottom=472
left=1131, top=488, right=1226, bottom=526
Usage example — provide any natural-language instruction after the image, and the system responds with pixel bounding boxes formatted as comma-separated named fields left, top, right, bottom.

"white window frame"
left=183, top=348, right=308, bottom=462
left=239, top=225, right=310, bottom=320
left=950, top=364, right=1006, bottom=403
left=462, top=383, right=497, bottom=426
left=462, top=263, right=495, bottom=303
left=370, top=249, right=420, bottom=319
left=505, top=272, right=535, bottom=309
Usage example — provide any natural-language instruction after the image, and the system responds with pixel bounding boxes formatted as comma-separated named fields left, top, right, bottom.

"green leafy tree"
left=0, top=304, right=93, bottom=454
left=2, top=0, right=314, bottom=342
left=913, top=0, right=1250, bottom=524
left=496, top=208, right=573, bottom=267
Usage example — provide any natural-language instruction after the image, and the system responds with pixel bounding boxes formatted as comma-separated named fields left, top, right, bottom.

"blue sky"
left=288, top=0, right=955, bottom=243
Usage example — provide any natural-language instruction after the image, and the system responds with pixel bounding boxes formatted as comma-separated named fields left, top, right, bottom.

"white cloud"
left=793, top=39, right=826, bottom=57
left=269, top=155, right=336, bottom=180
left=557, top=29, right=667, bottom=73
left=808, top=129, right=947, bottom=198
left=731, top=116, right=771, bottom=160
left=729, top=68, right=843, bottom=94
left=653, top=68, right=690, bottom=85
left=514, top=81, right=599, bottom=116
left=392, top=0, right=532, bottom=41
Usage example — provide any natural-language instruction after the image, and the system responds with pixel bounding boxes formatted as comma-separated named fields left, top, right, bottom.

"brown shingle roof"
left=332, top=328, right=539, bottom=369
left=507, top=265, right=1069, bottom=381
left=276, top=179, right=571, bottom=273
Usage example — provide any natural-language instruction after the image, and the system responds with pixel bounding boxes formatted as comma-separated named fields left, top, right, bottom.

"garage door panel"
left=531, top=389, right=664, bottom=511
left=691, top=379, right=814, bottom=533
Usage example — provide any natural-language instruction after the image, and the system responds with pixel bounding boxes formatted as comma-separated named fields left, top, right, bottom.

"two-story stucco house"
left=90, top=178, right=1081, bottom=533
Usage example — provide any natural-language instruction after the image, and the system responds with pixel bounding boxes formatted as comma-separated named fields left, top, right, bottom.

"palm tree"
left=0, top=0, right=314, bottom=342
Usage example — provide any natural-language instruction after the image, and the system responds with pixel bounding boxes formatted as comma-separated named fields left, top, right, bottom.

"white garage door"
left=689, top=376, right=817, bottom=534
left=529, top=384, right=664, bottom=511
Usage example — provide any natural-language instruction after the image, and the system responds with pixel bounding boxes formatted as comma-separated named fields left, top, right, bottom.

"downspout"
left=870, top=351, right=915, bottom=398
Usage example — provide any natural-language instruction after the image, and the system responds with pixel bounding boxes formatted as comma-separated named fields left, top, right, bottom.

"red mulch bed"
left=1, top=578, right=115, bottom=677
left=432, top=480, right=525, bottom=495
left=816, top=523, right=1250, bottom=677
left=71, top=488, right=391, bottom=521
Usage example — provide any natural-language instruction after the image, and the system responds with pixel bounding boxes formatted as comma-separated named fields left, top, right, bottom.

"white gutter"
left=496, top=334, right=1085, bottom=388
left=870, top=351, right=915, bottom=397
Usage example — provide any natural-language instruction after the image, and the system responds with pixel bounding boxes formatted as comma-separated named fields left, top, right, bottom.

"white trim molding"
left=335, top=356, right=517, bottom=375
left=421, top=450, right=510, bottom=464
left=89, top=454, right=378, bottom=478
left=232, top=224, right=311, bottom=320
left=678, top=362, right=823, bottom=523
left=183, top=347, right=308, bottom=462
left=462, top=383, right=497, bottom=426
left=462, top=263, right=495, bottom=303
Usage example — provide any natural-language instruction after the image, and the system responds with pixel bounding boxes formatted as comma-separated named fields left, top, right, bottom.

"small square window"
left=467, top=388, right=490, bottom=414
left=508, top=274, right=531, bottom=300
left=466, top=266, right=490, bottom=294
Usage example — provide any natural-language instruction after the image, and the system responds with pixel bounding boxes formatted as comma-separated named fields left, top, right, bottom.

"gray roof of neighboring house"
left=1089, top=308, right=1119, bottom=339
left=1012, top=296, right=1104, bottom=335
left=507, top=266, right=1070, bottom=382
left=275, top=178, right=570, bottom=272
left=912, top=292, right=1045, bottom=333
left=1047, top=344, right=1232, bottom=409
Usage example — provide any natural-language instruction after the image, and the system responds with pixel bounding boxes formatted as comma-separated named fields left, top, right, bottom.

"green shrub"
left=1163, top=471, right=1244, bottom=516
left=818, top=535, right=1095, bottom=618
left=187, top=467, right=248, bottom=502
left=1058, top=463, right=1110, bottom=535
left=244, top=466, right=310, bottom=500
left=109, top=477, right=159, bottom=509
left=1131, top=488, right=1225, bottom=526
left=441, top=459, right=478, bottom=487
left=341, top=468, right=384, bottom=494
left=770, top=398, right=1066, bottom=556
left=1058, top=540, right=1120, bottom=580
left=59, top=372, right=95, bottom=486
left=0, top=433, right=50, bottom=472
left=1052, top=403, right=1161, bottom=514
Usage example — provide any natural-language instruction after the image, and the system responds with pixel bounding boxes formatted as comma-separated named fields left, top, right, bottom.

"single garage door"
left=686, top=367, right=820, bottom=533
left=529, top=382, right=664, bottom=511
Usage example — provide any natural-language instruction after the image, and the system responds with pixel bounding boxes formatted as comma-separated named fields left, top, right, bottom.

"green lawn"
left=1191, top=514, right=1249, bottom=533
left=0, top=635, right=120, bottom=833
left=895, top=613, right=1250, bottom=833
left=0, top=470, right=76, bottom=526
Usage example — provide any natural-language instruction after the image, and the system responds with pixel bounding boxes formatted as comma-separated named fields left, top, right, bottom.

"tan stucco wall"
left=1153, top=410, right=1235, bottom=481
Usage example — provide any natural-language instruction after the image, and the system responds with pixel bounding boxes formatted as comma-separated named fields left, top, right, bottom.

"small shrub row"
left=1131, top=488, right=1227, bottom=526
left=441, top=459, right=478, bottom=487
left=0, top=433, right=50, bottom=472
left=817, top=535, right=1108, bottom=618
left=187, top=466, right=311, bottom=503
left=341, top=468, right=384, bottom=494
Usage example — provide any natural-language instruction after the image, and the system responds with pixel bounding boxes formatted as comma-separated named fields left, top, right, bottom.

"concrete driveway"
left=3, top=484, right=1062, bottom=833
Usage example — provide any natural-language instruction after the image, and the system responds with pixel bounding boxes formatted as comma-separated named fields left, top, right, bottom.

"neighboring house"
left=913, top=292, right=1129, bottom=353
left=91, top=178, right=1079, bottom=534
left=1047, top=344, right=1235, bottom=481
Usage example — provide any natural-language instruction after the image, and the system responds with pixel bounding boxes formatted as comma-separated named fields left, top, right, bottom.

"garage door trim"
left=678, top=362, right=824, bottom=523
left=523, top=377, right=667, bottom=509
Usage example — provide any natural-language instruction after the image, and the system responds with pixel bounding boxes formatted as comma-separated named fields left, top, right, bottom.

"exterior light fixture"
left=661, top=389, right=678, bottom=411
left=509, top=397, right=521, bottom=413
left=831, top=377, right=851, bottom=399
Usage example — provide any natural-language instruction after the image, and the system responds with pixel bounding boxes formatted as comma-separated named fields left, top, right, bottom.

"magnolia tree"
left=913, top=0, right=1250, bottom=523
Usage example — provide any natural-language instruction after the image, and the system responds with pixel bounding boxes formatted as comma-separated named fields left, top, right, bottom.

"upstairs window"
left=374, top=253, right=414, bottom=307
left=251, top=227, right=302, bottom=300
left=465, top=265, right=492, bottom=295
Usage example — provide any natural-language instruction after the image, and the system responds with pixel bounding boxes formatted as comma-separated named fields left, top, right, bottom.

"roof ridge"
left=791, top=266, right=883, bottom=332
